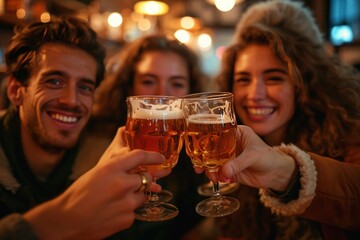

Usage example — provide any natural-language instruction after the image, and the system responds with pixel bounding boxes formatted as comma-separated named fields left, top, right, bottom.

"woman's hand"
left=220, top=125, right=296, bottom=192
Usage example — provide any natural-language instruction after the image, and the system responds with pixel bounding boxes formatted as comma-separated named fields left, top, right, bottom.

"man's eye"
left=47, top=79, right=61, bottom=85
left=79, top=85, right=95, bottom=93
left=44, top=78, right=62, bottom=88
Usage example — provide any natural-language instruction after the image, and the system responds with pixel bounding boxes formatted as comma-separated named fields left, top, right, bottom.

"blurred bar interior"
left=0, top=0, right=360, bottom=79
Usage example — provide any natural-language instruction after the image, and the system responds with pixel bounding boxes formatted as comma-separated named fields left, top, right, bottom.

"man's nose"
left=58, top=85, right=79, bottom=107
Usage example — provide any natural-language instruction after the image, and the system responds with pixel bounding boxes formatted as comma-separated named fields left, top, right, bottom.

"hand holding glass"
left=125, top=95, right=184, bottom=221
left=182, top=92, right=240, bottom=217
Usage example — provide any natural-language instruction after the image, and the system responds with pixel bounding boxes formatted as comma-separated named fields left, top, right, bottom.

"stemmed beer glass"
left=182, top=92, right=240, bottom=217
left=125, top=95, right=184, bottom=221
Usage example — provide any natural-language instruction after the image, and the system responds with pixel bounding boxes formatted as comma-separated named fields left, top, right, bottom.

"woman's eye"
left=267, top=77, right=284, bottom=84
left=234, top=77, right=250, bottom=84
left=141, top=79, right=155, bottom=85
left=172, top=82, right=186, bottom=88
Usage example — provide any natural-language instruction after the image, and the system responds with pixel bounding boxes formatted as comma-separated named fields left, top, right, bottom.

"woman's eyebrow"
left=234, top=71, right=250, bottom=76
left=263, top=68, right=288, bottom=74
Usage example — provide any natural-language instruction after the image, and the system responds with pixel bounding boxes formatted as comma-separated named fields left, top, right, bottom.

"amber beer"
left=185, top=113, right=236, bottom=172
left=125, top=109, right=184, bottom=171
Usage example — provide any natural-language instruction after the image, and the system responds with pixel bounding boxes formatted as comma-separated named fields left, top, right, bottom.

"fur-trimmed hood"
left=234, top=0, right=324, bottom=46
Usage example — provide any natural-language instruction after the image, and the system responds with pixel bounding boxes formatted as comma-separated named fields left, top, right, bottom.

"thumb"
left=111, top=126, right=128, bottom=148
left=98, top=127, right=129, bottom=165
left=222, top=125, right=260, bottom=178
left=222, top=151, right=250, bottom=179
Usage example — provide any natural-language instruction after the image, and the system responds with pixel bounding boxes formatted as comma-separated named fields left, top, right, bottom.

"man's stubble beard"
left=27, top=121, right=79, bottom=153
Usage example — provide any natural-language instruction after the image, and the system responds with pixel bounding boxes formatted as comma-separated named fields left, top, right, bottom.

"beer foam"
left=133, top=108, right=183, bottom=119
left=188, top=113, right=232, bottom=124
left=129, top=98, right=183, bottom=119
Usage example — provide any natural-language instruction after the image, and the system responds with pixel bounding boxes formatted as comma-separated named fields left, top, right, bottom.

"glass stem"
left=148, top=177, right=160, bottom=204
left=212, top=181, right=222, bottom=199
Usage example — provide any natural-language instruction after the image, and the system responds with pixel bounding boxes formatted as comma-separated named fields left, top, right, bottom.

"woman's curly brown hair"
left=218, top=1, right=360, bottom=158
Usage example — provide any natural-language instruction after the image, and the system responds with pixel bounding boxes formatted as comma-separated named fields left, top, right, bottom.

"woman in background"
left=92, top=34, right=205, bottom=135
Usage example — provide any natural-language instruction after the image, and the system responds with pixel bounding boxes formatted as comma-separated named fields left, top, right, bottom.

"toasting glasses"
left=125, top=95, right=184, bottom=221
left=182, top=92, right=240, bottom=217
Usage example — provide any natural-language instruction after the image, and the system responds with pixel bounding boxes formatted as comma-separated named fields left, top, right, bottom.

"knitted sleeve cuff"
left=259, top=143, right=317, bottom=216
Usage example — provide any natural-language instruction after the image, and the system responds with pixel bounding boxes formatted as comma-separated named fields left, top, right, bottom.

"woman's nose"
left=155, top=80, right=168, bottom=95
left=247, top=79, right=266, bottom=100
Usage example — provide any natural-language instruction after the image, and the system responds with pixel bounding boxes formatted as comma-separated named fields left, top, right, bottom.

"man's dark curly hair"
left=5, top=16, right=106, bottom=87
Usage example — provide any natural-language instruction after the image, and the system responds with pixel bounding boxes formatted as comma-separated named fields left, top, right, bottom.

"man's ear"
left=7, top=76, right=23, bottom=106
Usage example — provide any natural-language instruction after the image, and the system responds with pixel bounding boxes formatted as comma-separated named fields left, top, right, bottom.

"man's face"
left=18, top=43, right=97, bottom=151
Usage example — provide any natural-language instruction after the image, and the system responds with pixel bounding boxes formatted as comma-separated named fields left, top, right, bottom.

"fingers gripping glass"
left=182, top=92, right=240, bottom=217
left=125, top=95, right=184, bottom=221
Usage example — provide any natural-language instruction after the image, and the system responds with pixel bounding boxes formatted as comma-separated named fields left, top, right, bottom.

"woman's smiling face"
left=232, top=44, right=296, bottom=145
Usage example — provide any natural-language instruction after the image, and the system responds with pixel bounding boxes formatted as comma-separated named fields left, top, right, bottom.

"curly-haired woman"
left=215, top=0, right=360, bottom=239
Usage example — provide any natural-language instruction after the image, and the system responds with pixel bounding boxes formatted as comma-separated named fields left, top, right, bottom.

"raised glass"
left=182, top=92, right=240, bottom=217
left=125, top=95, right=184, bottom=221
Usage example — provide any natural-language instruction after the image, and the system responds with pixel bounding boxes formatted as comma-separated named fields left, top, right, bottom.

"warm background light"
left=197, top=33, right=212, bottom=51
left=134, top=1, right=169, bottom=16
left=40, top=12, right=51, bottom=23
left=207, top=0, right=243, bottom=12
left=16, top=8, right=26, bottom=19
left=107, top=12, right=123, bottom=27
left=180, top=16, right=195, bottom=29
left=138, top=18, right=152, bottom=31
left=174, top=29, right=191, bottom=44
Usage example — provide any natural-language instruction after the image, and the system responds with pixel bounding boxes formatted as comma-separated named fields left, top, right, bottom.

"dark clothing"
left=0, top=109, right=78, bottom=217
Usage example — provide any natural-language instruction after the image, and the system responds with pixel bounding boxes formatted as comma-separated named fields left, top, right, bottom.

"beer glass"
left=182, top=92, right=240, bottom=217
left=125, top=95, right=184, bottom=221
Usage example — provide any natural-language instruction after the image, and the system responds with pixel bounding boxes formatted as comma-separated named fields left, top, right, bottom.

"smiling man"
left=10, top=43, right=97, bottom=180
left=1, top=17, right=104, bottom=198
left=0, top=17, right=169, bottom=239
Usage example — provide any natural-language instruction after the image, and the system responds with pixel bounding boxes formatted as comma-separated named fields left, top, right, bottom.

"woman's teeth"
left=247, top=107, right=274, bottom=116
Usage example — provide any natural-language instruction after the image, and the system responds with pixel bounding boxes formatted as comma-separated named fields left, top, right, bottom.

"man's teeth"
left=51, top=113, right=78, bottom=123
left=247, top=108, right=273, bottom=116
